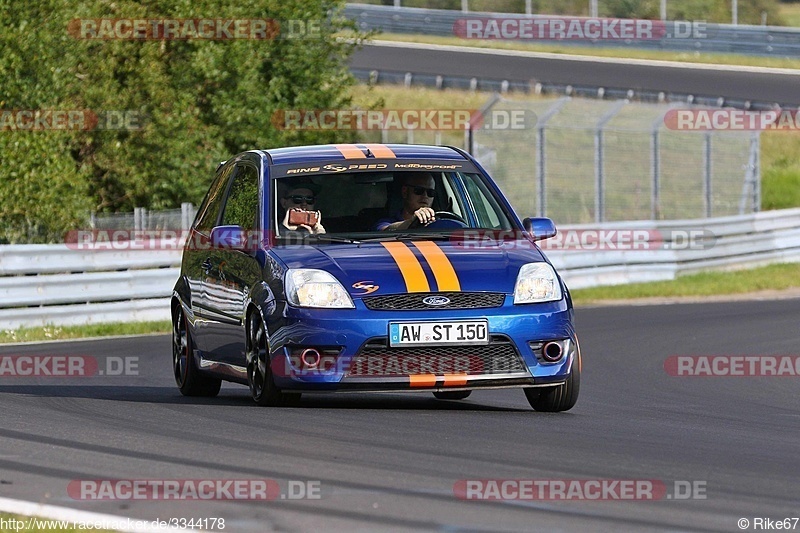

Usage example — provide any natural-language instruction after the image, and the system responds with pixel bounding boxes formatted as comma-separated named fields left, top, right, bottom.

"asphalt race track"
left=350, top=42, right=800, bottom=106
left=1, top=299, right=798, bottom=531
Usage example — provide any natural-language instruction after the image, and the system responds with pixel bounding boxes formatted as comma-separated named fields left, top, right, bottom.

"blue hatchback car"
left=172, top=144, right=580, bottom=411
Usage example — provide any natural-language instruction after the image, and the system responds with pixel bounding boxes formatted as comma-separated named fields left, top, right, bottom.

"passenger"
left=280, top=180, right=326, bottom=235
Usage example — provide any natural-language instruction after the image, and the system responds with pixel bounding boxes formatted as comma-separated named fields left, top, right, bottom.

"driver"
left=375, top=173, right=436, bottom=231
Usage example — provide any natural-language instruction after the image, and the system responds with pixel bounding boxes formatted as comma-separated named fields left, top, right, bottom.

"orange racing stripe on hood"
left=380, top=242, right=430, bottom=293
left=412, top=241, right=461, bottom=292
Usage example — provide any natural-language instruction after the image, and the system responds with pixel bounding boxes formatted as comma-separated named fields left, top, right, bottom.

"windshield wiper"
left=306, top=234, right=363, bottom=245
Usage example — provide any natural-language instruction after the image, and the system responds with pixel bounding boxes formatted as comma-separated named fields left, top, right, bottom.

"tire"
left=525, top=345, right=581, bottom=412
left=172, top=304, right=221, bottom=397
left=433, top=391, right=472, bottom=400
left=246, top=311, right=301, bottom=407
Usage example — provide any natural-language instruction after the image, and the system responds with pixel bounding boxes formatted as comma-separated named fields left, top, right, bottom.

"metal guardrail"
left=344, top=3, right=800, bottom=57
left=1, top=208, right=799, bottom=328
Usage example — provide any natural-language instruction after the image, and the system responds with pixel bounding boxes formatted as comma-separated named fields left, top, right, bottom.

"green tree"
left=0, top=0, right=369, bottom=243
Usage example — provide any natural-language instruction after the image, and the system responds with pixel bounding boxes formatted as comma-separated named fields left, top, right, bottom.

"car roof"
left=263, top=144, right=467, bottom=166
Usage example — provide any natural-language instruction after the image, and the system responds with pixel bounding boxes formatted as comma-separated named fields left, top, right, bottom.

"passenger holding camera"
left=281, top=182, right=326, bottom=235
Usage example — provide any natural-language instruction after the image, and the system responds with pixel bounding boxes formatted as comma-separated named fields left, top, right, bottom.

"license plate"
left=389, top=320, right=489, bottom=347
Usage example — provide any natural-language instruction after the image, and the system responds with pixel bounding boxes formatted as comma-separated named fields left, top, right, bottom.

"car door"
left=185, top=162, right=235, bottom=354
left=202, top=161, right=262, bottom=366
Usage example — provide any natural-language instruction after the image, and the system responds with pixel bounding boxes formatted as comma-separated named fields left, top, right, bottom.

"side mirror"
left=523, top=217, right=557, bottom=241
left=210, top=225, right=245, bottom=249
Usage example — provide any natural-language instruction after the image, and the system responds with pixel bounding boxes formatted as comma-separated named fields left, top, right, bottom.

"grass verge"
left=0, top=321, right=171, bottom=344
left=371, top=33, right=800, bottom=70
left=570, top=263, right=800, bottom=303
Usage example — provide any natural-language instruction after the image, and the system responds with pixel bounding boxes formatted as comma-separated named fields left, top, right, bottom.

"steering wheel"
left=408, top=211, right=469, bottom=229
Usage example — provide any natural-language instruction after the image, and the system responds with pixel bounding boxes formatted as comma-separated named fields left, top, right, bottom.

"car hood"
left=272, top=239, right=548, bottom=297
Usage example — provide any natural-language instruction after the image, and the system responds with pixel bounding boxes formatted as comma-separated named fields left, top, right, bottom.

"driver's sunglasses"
left=287, top=195, right=316, bottom=204
left=411, top=186, right=435, bottom=198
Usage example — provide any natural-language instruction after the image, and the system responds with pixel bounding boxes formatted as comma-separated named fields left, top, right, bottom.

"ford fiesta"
left=171, top=144, right=581, bottom=411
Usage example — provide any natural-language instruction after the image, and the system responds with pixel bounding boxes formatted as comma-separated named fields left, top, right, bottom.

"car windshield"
left=273, top=170, right=516, bottom=243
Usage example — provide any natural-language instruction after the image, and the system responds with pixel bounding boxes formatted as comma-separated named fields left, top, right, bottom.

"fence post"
left=595, top=128, right=604, bottom=223
left=181, top=203, right=194, bottom=229
left=534, top=97, right=570, bottom=218
left=134, top=207, right=144, bottom=232
left=753, top=132, right=761, bottom=212
left=594, top=100, right=626, bottom=223
left=536, top=126, right=546, bottom=217
left=650, top=129, right=660, bottom=220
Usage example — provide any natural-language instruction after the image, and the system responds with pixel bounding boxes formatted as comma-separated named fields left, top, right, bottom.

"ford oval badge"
left=422, top=296, right=450, bottom=306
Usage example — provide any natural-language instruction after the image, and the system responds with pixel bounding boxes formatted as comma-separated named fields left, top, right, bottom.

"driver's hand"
left=413, top=207, right=436, bottom=225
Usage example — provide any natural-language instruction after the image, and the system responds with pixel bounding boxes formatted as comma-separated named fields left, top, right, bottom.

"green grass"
left=0, top=512, right=114, bottom=532
left=761, top=131, right=800, bottom=209
left=0, top=321, right=170, bottom=344
left=570, top=263, right=800, bottom=303
left=372, top=32, right=800, bottom=70
left=779, top=2, right=800, bottom=26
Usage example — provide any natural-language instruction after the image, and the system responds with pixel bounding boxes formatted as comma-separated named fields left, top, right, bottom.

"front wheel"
left=525, top=345, right=581, bottom=412
left=172, top=304, right=221, bottom=397
left=246, top=312, right=300, bottom=407
left=433, top=391, right=472, bottom=400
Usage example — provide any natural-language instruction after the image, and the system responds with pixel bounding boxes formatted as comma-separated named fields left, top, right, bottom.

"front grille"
left=362, top=292, right=505, bottom=311
left=349, top=336, right=526, bottom=376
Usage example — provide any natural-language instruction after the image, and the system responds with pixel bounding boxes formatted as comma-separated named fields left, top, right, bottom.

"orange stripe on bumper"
left=334, top=144, right=366, bottom=159
left=413, top=241, right=461, bottom=291
left=381, top=242, right=430, bottom=293
left=409, top=374, right=437, bottom=387
left=443, top=373, right=468, bottom=387
left=362, top=144, right=396, bottom=158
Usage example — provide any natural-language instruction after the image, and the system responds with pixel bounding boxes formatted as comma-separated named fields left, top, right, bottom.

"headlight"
left=513, top=263, right=562, bottom=304
left=285, top=269, right=355, bottom=308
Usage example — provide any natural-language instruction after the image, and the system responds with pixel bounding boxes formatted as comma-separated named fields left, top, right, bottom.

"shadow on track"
left=0, top=385, right=532, bottom=411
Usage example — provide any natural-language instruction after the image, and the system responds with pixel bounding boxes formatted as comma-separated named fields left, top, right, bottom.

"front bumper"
left=266, top=295, right=576, bottom=392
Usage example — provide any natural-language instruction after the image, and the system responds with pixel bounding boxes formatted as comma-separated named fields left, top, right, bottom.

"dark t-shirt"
left=373, top=210, right=404, bottom=231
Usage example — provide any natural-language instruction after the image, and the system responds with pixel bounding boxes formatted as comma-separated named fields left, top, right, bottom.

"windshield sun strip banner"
left=271, top=159, right=477, bottom=178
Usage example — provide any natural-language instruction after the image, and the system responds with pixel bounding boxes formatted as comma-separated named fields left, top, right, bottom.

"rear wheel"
left=246, top=312, right=300, bottom=407
left=433, top=391, right=472, bottom=400
left=172, top=305, right=221, bottom=397
left=525, top=344, right=581, bottom=412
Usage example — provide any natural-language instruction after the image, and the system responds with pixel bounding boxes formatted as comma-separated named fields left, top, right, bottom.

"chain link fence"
left=472, top=96, right=759, bottom=223
left=89, top=203, right=196, bottom=231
